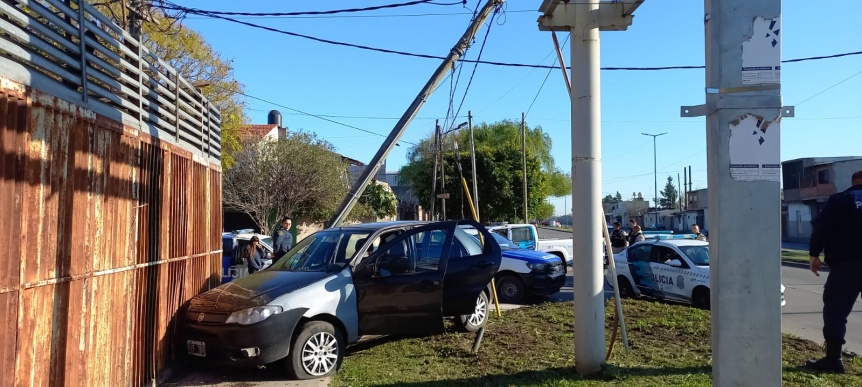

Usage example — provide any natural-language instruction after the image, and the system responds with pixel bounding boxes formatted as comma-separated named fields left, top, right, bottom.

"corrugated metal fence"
left=0, top=0, right=223, bottom=386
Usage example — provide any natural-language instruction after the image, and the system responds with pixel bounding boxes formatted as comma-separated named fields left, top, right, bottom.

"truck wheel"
left=496, top=275, right=526, bottom=304
left=286, top=321, right=344, bottom=380
left=455, top=291, right=489, bottom=332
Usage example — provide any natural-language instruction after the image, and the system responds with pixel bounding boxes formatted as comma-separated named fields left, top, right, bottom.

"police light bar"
left=649, top=234, right=699, bottom=240
left=232, top=229, right=255, bottom=235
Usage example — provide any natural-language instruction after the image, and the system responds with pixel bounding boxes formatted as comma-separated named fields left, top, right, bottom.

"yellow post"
left=461, top=177, right=502, bottom=317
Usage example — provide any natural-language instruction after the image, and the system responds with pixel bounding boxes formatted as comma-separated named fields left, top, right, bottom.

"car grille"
left=186, top=310, right=229, bottom=324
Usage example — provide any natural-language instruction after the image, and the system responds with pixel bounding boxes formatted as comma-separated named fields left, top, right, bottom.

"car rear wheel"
left=616, top=276, right=635, bottom=298
left=693, top=287, right=711, bottom=310
left=496, top=275, right=526, bottom=304
left=286, top=321, right=344, bottom=380
left=455, top=290, right=489, bottom=332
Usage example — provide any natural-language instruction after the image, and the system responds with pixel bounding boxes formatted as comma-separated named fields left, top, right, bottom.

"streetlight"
left=642, top=132, right=667, bottom=229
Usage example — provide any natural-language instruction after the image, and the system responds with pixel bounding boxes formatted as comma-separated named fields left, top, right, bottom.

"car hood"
left=502, top=249, right=560, bottom=264
left=188, top=270, right=330, bottom=313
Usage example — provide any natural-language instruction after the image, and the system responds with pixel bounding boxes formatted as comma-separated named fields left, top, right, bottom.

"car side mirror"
left=667, top=259, right=683, bottom=267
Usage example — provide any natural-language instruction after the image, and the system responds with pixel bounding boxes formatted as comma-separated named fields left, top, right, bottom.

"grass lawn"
left=332, top=299, right=861, bottom=386
left=782, top=249, right=810, bottom=264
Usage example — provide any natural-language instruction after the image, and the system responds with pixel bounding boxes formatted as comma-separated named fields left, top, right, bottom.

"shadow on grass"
left=364, top=365, right=713, bottom=387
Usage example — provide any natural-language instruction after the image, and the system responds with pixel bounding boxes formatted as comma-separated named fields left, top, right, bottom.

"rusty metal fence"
left=0, top=0, right=223, bottom=386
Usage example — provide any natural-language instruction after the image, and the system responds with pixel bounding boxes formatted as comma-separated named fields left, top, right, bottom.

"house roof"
left=241, top=124, right=278, bottom=140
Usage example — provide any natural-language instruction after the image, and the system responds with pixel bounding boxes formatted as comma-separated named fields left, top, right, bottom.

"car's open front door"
left=353, top=222, right=455, bottom=336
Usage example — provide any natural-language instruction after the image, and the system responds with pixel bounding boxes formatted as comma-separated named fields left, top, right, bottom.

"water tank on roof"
left=268, top=110, right=282, bottom=127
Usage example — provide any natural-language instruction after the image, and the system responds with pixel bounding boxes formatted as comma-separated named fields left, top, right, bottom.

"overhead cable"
left=160, top=0, right=463, bottom=17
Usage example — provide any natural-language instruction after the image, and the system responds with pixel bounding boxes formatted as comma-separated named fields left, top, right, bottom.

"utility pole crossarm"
left=326, top=0, right=505, bottom=228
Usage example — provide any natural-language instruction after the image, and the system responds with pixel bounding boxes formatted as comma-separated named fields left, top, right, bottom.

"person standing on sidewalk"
left=273, top=217, right=294, bottom=260
left=805, top=170, right=862, bottom=373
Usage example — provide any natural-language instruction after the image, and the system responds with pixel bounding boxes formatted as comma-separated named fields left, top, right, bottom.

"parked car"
left=182, top=220, right=501, bottom=380
left=462, top=227, right=565, bottom=303
left=606, top=234, right=786, bottom=309
left=221, top=229, right=275, bottom=283
left=488, top=224, right=574, bottom=271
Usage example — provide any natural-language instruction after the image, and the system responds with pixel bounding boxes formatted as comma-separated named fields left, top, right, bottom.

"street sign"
left=436, top=193, right=450, bottom=199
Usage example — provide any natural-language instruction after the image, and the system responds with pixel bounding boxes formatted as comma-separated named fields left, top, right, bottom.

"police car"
left=607, top=234, right=786, bottom=309
left=221, top=229, right=275, bottom=283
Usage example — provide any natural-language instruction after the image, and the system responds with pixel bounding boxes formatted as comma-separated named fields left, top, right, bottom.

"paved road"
left=536, top=227, right=862, bottom=355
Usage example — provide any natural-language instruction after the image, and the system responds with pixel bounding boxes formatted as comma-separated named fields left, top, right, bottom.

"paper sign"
left=729, top=114, right=780, bottom=182
left=742, top=17, right=781, bottom=85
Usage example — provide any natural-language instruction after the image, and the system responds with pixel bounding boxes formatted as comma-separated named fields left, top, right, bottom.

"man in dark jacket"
left=610, top=221, right=629, bottom=254
left=272, top=216, right=294, bottom=259
left=805, top=170, right=862, bottom=373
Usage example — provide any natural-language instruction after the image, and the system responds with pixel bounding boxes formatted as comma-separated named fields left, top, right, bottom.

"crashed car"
left=181, top=220, right=501, bottom=379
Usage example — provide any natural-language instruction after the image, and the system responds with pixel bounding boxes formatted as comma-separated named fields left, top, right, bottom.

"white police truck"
left=607, top=234, right=786, bottom=309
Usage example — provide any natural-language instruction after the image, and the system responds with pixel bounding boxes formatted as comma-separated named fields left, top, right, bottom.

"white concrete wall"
left=786, top=202, right=813, bottom=241
left=831, top=159, right=862, bottom=192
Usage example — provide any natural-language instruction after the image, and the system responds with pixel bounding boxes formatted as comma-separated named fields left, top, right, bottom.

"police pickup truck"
left=461, top=226, right=565, bottom=304
left=607, top=234, right=786, bottom=309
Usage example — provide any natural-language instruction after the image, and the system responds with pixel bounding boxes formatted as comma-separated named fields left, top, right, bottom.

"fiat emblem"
left=197, top=313, right=205, bottom=322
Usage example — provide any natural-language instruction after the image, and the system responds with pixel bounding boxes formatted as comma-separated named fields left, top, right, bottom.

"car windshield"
left=259, top=236, right=273, bottom=250
left=679, top=245, right=709, bottom=266
left=268, top=230, right=370, bottom=271
left=489, top=233, right=519, bottom=250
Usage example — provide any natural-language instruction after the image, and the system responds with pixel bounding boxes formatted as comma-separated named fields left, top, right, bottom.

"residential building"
left=605, top=193, right=650, bottom=227
left=782, top=156, right=862, bottom=242
left=681, top=188, right=708, bottom=233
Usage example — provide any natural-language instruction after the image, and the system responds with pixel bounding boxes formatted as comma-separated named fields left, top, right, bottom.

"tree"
left=603, top=191, right=623, bottom=204
left=615, top=191, right=623, bottom=201
left=533, top=201, right=555, bottom=221
left=355, top=182, right=398, bottom=219
left=400, top=120, right=559, bottom=223
left=659, top=176, right=680, bottom=209
left=223, top=134, right=349, bottom=235
left=90, top=1, right=246, bottom=169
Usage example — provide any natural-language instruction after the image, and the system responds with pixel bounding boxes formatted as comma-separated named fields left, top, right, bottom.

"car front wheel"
left=286, top=321, right=344, bottom=380
left=495, top=275, right=526, bottom=304
left=455, top=290, right=489, bottom=332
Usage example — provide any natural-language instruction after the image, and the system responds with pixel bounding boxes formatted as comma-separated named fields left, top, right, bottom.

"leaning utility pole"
left=469, top=111, right=480, bottom=220
left=521, top=112, right=528, bottom=223
left=327, top=0, right=504, bottom=227
left=680, top=0, right=786, bottom=385
left=430, top=120, right=440, bottom=219
left=538, top=0, right=643, bottom=376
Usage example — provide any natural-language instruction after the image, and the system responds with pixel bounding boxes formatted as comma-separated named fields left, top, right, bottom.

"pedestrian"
left=804, top=170, right=862, bottom=373
left=610, top=221, right=629, bottom=254
left=628, top=224, right=645, bottom=245
left=243, top=236, right=267, bottom=274
left=273, top=216, right=293, bottom=260
left=691, top=224, right=707, bottom=241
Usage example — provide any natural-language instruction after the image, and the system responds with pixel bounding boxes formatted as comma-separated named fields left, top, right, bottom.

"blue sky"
left=174, top=0, right=861, bottom=216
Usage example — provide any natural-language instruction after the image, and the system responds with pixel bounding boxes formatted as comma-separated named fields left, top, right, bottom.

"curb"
left=781, top=260, right=829, bottom=271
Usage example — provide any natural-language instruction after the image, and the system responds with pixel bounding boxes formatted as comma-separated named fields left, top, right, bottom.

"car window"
left=334, top=232, right=372, bottom=265
left=259, top=236, right=273, bottom=251
left=652, top=246, right=684, bottom=266
left=377, top=226, right=447, bottom=275
left=490, top=233, right=518, bottom=250
left=679, top=245, right=709, bottom=266
left=222, top=238, right=233, bottom=256
left=510, top=227, right=532, bottom=244
left=627, top=244, right=652, bottom=263
left=449, top=226, right=484, bottom=259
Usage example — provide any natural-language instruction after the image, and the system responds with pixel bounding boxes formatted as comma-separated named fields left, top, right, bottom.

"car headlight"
left=527, top=262, right=548, bottom=272
left=225, top=306, right=283, bottom=325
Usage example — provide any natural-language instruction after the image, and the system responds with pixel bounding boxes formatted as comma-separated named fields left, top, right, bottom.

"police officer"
left=272, top=216, right=293, bottom=260
left=610, top=221, right=629, bottom=254
left=691, top=224, right=707, bottom=241
left=805, top=169, right=862, bottom=373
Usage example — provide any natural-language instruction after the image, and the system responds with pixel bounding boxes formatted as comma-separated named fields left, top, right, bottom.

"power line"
left=182, top=9, right=536, bottom=20
left=160, top=3, right=862, bottom=71
left=161, top=0, right=464, bottom=17
left=449, top=3, right=498, bottom=129
left=235, top=91, right=418, bottom=146
left=795, top=68, right=862, bottom=106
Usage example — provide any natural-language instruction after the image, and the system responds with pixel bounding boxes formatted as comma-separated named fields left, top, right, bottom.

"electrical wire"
left=161, top=2, right=862, bottom=71
left=160, top=0, right=463, bottom=17
left=449, top=4, right=498, bottom=130
left=795, top=68, right=862, bottom=106
left=235, top=91, right=418, bottom=146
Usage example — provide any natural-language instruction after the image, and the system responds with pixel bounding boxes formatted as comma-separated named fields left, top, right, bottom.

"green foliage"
left=357, top=182, right=398, bottom=219
left=400, top=120, right=561, bottom=223
left=532, top=201, right=555, bottom=221
left=223, top=134, right=348, bottom=234
left=659, top=176, right=680, bottom=209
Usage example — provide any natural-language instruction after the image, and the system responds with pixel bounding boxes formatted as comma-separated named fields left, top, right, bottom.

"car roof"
left=331, top=220, right=430, bottom=231
left=655, top=239, right=709, bottom=247
left=224, top=233, right=271, bottom=240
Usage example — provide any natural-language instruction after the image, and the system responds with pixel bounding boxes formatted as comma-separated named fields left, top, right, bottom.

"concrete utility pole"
left=431, top=121, right=439, bottom=219
left=522, top=112, right=528, bottom=223
left=538, top=0, right=643, bottom=376
left=680, top=0, right=788, bottom=385
left=643, top=132, right=666, bottom=223
left=440, top=127, right=447, bottom=220
left=327, top=0, right=504, bottom=227
left=469, top=111, right=480, bottom=221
